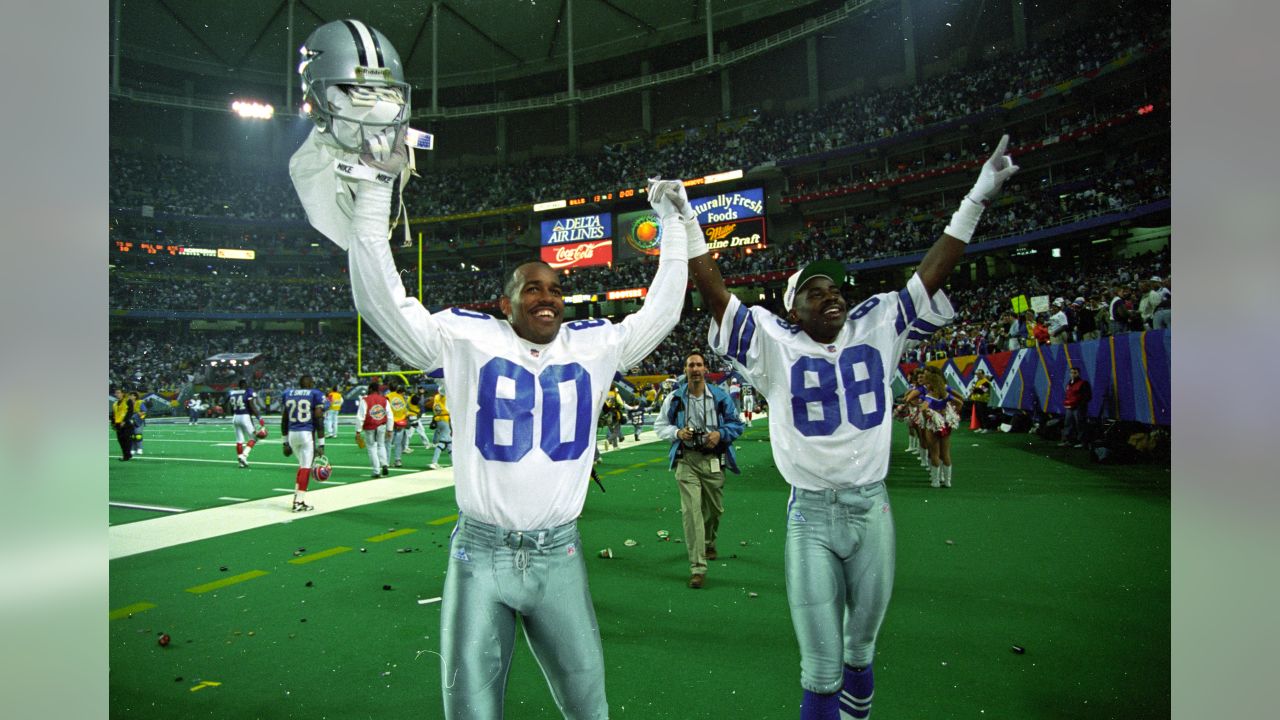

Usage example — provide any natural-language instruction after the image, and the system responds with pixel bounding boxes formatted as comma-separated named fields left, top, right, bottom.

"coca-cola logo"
left=542, top=240, right=613, bottom=269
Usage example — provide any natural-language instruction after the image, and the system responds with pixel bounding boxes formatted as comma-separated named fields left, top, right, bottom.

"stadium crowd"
left=108, top=13, right=1167, bottom=223
left=110, top=149, right=1169, bottom=314
left=108, top=6, right=1169, bottom=433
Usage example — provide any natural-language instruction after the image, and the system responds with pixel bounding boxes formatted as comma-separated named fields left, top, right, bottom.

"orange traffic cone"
left=969, top=404, right=981, bottom=431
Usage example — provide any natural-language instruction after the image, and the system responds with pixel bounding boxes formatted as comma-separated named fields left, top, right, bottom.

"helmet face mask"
left=299, top=20, right=411, bottom=154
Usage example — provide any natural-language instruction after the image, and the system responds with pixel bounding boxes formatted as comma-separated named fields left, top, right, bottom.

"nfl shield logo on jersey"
left=826, top=345, right=837, bottom=353
left=530, top=348, right=540, bottom=358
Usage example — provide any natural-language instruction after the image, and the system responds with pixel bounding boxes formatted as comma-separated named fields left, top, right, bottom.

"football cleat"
left=237, top=454, right=248, bottom=468
left=312, top=455, right=333, bottom=481
left=292, top=500, right=314, bottom=513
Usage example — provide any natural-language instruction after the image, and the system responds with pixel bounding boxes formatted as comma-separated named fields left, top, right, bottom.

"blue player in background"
left=227, top=379, right=266, bottom=468
left=280, top=374, right=327, bottom=512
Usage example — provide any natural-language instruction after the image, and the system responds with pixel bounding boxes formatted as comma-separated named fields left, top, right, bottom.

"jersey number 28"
left=789, top=345, right=885, bottom=436
left=475, top=358, right=593, bottom=462
left=286, top=398, right=312, bottom=425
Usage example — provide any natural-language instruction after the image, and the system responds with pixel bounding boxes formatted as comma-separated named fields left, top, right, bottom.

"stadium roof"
left=114, top=0, right=841, bottom=94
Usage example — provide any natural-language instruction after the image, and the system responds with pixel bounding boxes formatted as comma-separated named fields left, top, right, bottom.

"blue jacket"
left=661, top=382, right=745, bottom=474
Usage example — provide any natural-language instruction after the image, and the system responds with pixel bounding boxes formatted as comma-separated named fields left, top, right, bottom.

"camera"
left=686, top=427, right=709, bottom=448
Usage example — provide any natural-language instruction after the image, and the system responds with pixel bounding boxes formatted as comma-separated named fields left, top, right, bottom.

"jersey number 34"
left=790, top=344, right=885, bottom=436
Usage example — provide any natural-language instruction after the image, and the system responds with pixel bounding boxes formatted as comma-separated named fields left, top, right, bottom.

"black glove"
left=283, top=443, right=293, bottom=457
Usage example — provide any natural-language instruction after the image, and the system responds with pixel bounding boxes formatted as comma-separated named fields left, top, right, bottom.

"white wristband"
left=684, top=218, right=709, bottom=259
left=943, top=197, right=985, bottom=244
left=334, top=159, right=397, bottom=187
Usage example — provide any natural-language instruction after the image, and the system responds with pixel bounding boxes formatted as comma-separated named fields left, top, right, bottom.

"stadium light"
left=231, top=100, right=274, bottom=120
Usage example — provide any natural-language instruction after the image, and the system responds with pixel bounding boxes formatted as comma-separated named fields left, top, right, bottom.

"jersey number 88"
left=789, top=344, right=885, bottom=436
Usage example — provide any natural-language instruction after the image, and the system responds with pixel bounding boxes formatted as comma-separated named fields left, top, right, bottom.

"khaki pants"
left=676, top=451, right=725, bottom=576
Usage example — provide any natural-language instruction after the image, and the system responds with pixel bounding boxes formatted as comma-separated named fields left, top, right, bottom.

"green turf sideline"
left=109, top=430, right=673, bottom=560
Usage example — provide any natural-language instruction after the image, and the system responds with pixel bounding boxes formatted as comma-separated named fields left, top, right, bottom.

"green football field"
left=108, top=417, right=1170, bottom=719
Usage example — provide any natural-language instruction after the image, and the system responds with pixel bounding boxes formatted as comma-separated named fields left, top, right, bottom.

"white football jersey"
left=291, top=130, right=688, bottom=528
left=399, top=310, right=673, bottom=529
left=710, top=273, right=954, bottom=490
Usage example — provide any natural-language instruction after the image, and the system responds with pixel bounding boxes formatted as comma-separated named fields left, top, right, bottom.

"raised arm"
left=688, top=250, right=732, bottom=325
left=616, top=179, right=691, bottom=369
left=917, top=135, right=1020, bottom=295
left=290, top=130, right=444, bottom=372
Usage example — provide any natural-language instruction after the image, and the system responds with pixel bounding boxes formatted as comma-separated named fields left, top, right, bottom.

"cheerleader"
left=921, top=368, right=964, bottom=487
left=894, top=368, right=921, bottom=454
left=898, top=369, right=932, bottom=469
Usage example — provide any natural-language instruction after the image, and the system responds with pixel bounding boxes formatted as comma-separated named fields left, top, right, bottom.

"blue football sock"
left=801, top=689, right=839, bottom=720
left=840, top=665, right=873, bottom=719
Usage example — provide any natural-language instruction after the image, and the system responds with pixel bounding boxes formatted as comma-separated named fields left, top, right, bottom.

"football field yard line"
left=108, top=454, right=419, bottom=472
left=367, top=528, right=418, bottom=542
left=108, top=601, right=156, bottom=620
left=185, top=569, right=269, bottom=594
left=287, top=546, right=352, bottom=564
left=110, top=468, right=457, bottom=559
left=110, top=501, right=187, bottom=513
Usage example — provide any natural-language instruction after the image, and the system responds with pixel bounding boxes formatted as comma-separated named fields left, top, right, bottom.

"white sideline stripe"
left=218, top=497, right=250, bottom=502
left=109, top=455, right=417, bottom=473
left=107, top=421, right=724, bottom=561
left=417, top=597, right=442, bottom=605
left=110, top=501, right=186, bottom=514
left=110, top=468, right=457, bottom=560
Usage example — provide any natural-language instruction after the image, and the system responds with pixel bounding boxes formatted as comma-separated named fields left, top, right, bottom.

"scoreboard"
left=532, top=169, right=744, bottom=213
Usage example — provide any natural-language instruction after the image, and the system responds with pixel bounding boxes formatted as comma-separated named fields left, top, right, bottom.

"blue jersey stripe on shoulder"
left=734, top=311, right=757, bottom=364
left=912, top=318, right=941, bottom=334
left=728, top=304, right=749, bottom=361
left=894, top=310, right=907, bottom=336
left=898, top=288, right=918, bottom=325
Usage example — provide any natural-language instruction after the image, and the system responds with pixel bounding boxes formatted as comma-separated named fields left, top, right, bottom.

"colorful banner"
left=689, top=187, right=764, bottom=225
left=540, top=240, right=613, bottom=270
left=892, top=330, right=1170, bottom=426
left=616, top=208, right=663, bottom=260
left=703, top=216, right=766, bottom=254
left=540, top=213, right=612, bottom=246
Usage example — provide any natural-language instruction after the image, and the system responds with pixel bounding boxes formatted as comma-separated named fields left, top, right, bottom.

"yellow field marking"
left=190, top=680, right=222, bottom=692
left=606, top=458, right=664, bottom=475
left=367, top=528, right=418, bottom=542
left=288, top=546, right=352, bottom=565
left=428, top=514, right=458, bottom=526
left=185, top=570, right=269, bottom=594
left=109, top=602, right=156, bottom=620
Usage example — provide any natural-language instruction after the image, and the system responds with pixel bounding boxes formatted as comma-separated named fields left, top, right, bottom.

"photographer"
left=654, top=351, right=745, bottom=589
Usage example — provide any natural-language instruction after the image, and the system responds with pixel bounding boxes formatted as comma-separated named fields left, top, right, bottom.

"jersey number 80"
left=475, top=358, right=593, bottom=462
left=789, top=344, right=885, bottom=436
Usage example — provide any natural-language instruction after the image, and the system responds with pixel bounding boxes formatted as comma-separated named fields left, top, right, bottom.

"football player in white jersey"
left=689, top=135, right=1018, bottom=720
left=288, top=26, right=695, bottom=710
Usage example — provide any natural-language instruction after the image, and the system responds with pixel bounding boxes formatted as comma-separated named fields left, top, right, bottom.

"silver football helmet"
left=298, top=19, right=411, bottom=155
